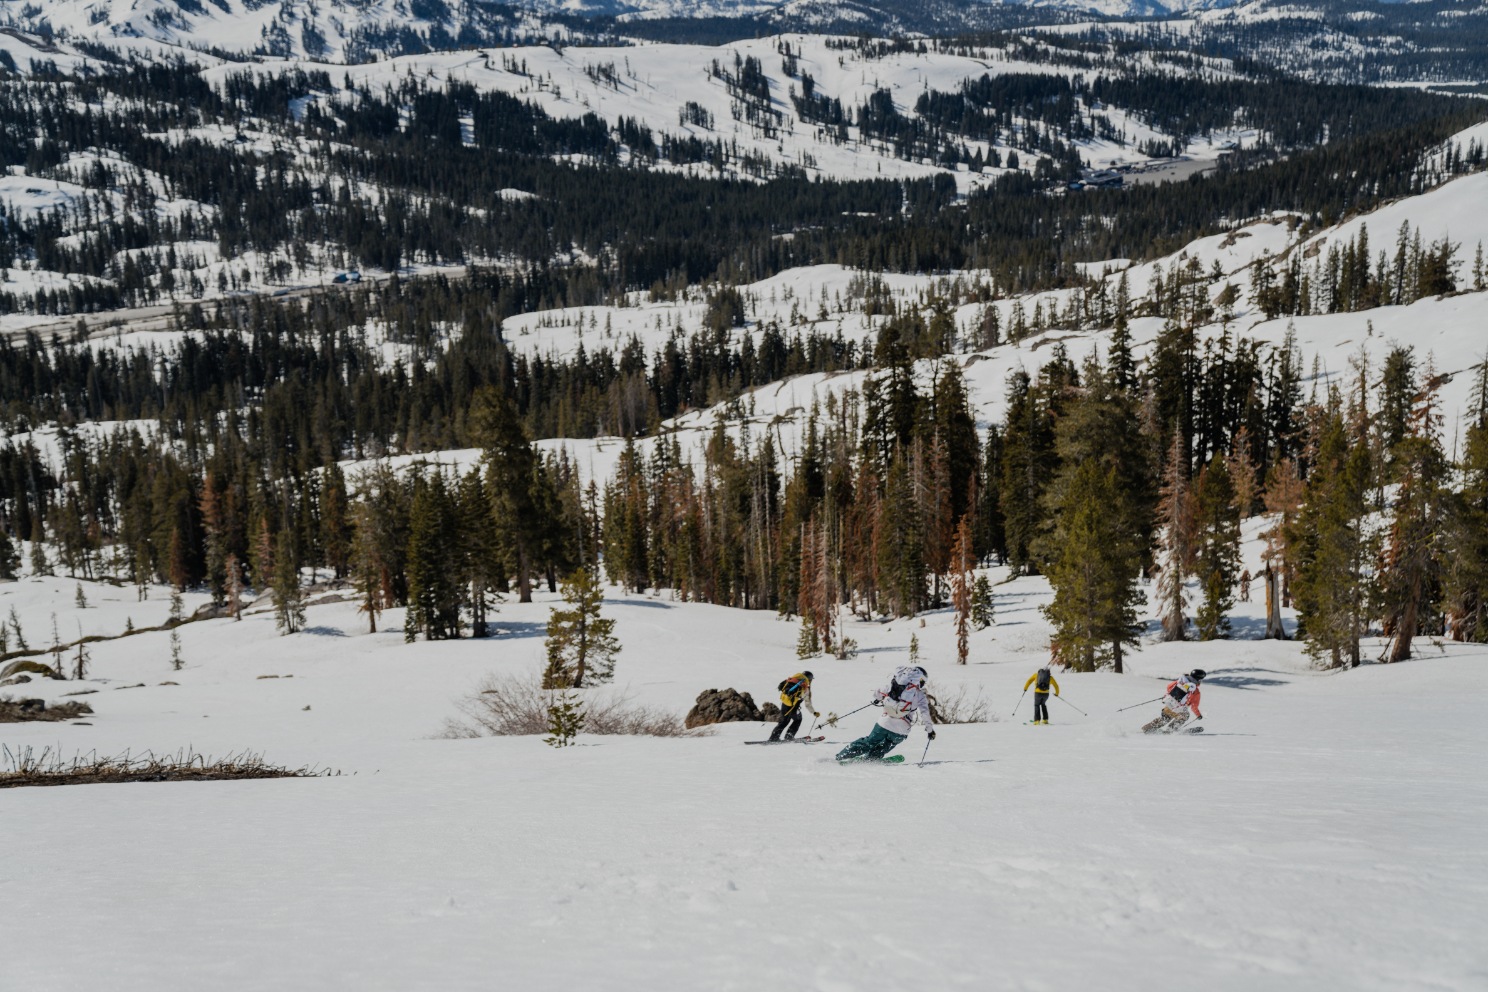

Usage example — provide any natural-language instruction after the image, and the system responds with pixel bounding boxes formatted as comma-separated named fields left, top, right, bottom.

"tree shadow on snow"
left=488, top=621, right=547, bottom=639
left=610, top=598, right=673, bottom=610
left=1203, top=668, right=1291, bottom=690
left=1226, top=615, right=1299, bottom=640
left=300, top=625, right=347, bottom=637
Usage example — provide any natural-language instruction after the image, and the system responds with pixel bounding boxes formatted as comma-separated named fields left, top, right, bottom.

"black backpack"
left=1036, top=668, right=1050, bottom=691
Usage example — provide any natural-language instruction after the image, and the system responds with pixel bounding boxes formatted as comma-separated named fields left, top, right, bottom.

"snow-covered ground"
left=4, top=540, right=1487, bottom=991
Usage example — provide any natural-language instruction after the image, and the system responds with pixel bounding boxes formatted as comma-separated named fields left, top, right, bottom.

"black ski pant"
left=1033, top=693, right=1050, bottom=722
left=770, top=702, right=803, bottom=740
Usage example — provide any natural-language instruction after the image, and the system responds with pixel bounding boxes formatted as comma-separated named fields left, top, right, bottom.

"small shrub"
left=927, top=684, right=992, bottom=724
left=1, top=745, right=331, bottom=788
left=447, top=674, right=703, bottom=739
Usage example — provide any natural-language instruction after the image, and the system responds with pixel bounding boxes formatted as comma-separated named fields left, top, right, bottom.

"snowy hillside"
left=0, top=0, right=1257, bottom=63
left=4, top=530, right=1487, bottom=990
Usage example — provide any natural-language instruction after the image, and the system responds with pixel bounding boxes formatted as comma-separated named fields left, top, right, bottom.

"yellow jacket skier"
left=768, top=672, right=818, bottom=741
left=1023, top=667, right=1060, bottom=725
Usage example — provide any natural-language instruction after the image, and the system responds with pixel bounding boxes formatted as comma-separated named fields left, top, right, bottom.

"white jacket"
left=874, top=683, right=934, bottom=735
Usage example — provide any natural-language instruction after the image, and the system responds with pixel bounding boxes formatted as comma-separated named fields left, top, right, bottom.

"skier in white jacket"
left=836, top=666, right=936, bottom=762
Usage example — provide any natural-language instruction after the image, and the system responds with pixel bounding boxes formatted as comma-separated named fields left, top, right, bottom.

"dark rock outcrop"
left=685, top=688, right=773, bottom=729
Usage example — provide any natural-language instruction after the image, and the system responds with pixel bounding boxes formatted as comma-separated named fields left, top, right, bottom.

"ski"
left=745, top=736, right=825, bottom=745
left=834, top=753, right=907, bottom=764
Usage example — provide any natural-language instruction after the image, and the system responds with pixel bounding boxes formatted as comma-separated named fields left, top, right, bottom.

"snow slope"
left=3, top=545, right=1487, bottom=991
left=0, top=0, right=1255, bottom=61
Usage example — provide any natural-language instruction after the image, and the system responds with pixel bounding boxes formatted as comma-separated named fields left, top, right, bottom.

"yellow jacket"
left=1023, top=672, right=1060, bottom=696
left=779, top=674, right=815, bottom=713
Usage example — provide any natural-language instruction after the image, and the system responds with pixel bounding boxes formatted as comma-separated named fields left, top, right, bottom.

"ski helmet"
left=1189, top=669, right=1207, bottom=682
left=803, top=671, right=814, bottom=681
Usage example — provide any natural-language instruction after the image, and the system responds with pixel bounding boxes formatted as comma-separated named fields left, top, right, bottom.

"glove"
left=927, top=730, right=937, bottom=741
left=813, top=712, right=820, bottom=718
left=872, top=698, right=882, bottom=707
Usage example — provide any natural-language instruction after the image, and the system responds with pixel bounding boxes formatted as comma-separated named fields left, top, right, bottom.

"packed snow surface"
left=4, top=559, right=1487, bottom=991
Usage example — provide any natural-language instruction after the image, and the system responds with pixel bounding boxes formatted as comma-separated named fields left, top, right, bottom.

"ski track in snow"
left=3, top=560, right=1487, bottom=991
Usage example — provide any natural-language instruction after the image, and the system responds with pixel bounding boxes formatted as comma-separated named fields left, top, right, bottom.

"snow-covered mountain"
left=0, top=0, right=1283, bottom=64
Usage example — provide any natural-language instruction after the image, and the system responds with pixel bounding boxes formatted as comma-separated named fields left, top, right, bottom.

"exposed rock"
left=684, top=688, right=773, bottom=729
left=0, top=659, right=62, bottom=681
left=0, top=698, right=95, bottom=723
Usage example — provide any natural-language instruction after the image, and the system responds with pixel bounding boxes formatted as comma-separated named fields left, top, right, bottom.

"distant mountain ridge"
left=0, top=0, right=1246, bottom=63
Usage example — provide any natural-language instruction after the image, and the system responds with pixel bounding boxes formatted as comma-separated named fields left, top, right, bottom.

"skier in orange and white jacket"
left=1143, top=670, right=1205, bottom=733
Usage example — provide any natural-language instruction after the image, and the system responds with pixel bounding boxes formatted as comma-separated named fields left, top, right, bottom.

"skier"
left=769, top=671, right=819, bottom=741
left=1023, top=666, right=1060, bottom=725
left=836, top=666, right=936, bottom=763
left=1142, top=669, right=1206, bottom=734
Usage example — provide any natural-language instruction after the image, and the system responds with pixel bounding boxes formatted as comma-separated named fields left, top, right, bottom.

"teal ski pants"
left=836, top=724, right=907, bottom=762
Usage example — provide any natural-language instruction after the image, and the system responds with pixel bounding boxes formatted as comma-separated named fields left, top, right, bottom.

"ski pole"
left=1012, top=689, right=1027, bottom=716
left=1054, top=694, right=1087, bottom=717
left=918, top=737, right=932, bottom=766
left=825, top=703, right=874, bottom=727
left=1117, top=696, right=1164, bottom=713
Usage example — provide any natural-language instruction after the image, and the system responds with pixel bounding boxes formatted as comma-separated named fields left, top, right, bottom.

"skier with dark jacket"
left=836, top=666, right=935, bottom=762
left=1143, top=670, right=1206, bottom=733
left=768, top=671, right=818, bottom=741
left=1023, top=667, right=1060, bottom=725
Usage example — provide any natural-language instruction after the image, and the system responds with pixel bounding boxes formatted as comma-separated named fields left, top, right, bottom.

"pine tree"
left=1193, top=455, right=1241, bottom=640
left=1379, top=373, right=1449, bottom=662
left=271, top=531, right=305, bottom=635
left=225, top=553, right=244, bottom=620
left=1260, top=458, right=1303, bottom=639
left=1444, top=358, right=1488, bottom=641
left=75, top=584, right=88, bottom=609
left=30, top=515, right=50, bottom=576
left=1154, top=431, right=1196, bottom=642
left=1041, top=459, right=1144, bottom=671
left=405, top=474, right=461, bottom=641
left=543, top=567, right=620, bottom=689
left=999, top=370, right=1055, bottom=574
left=951, top=516, right=975, bottom=665
left=1290, top=413, right=1373, bottom=667
left=320, top=462, right=353, bottom=580
left=875, top=448, right=925, bottom=617
left=7, top=606, right=26, bottom=651
left=971, top=575, right=994, bottom=629
left=200, top=474, right=227, bottom=604
left=0, top=529, right=18, bottom=580
left=795, top=613, right=819, bottom=659
left=544, top=689, right=586, bottom=748
left=476, top=389, right=547, bottom=603
left=73, top=637, right=91, bottom=681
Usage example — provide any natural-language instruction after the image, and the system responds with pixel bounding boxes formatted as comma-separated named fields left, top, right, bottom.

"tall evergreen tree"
left=1378, top=373, right=1449, bottom=662
left=1444, top=359, right=1488, bottom=642
left=1289, top=412, right=1373, bottom=667
left=405, top=473, right=462, bottom=641
left=1041, top=459, right=1143, bottom=672
left=1193, top=455, right=1241, bottom=640
left=271, top=531, right=306, bottom=635
left=1154, top=431, right=1196, bottom=642
left=475, top=388, right=545, bottom=603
